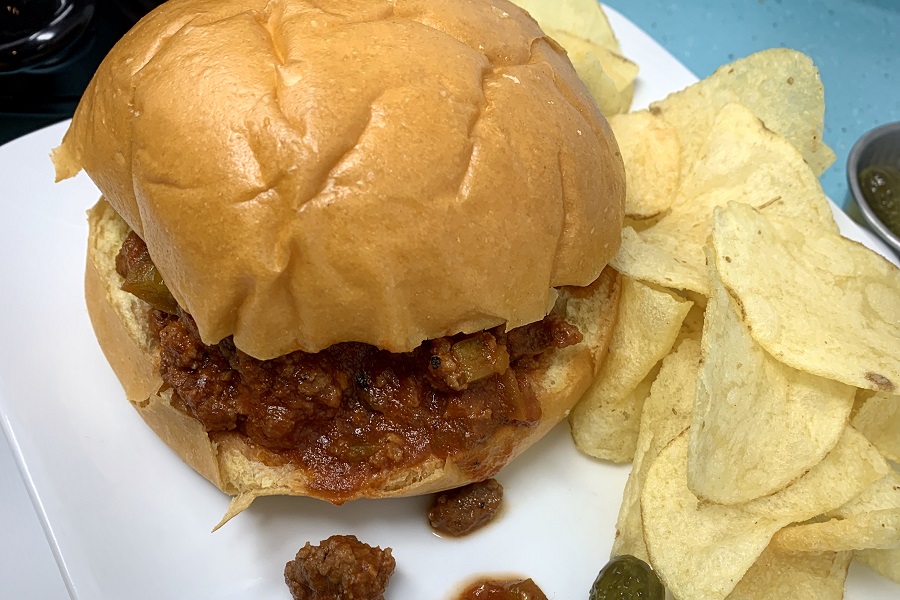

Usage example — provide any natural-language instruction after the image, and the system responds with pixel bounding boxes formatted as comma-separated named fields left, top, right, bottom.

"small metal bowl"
left=846, top=121, right=900, bottom=255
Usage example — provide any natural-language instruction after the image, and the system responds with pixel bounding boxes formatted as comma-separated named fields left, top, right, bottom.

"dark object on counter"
left=428, top=478, right=504, bottom=537
left=858, top=165, right=900, bottom=238
left=456, top=578, right=548, bottom=600
left=846, top=121, right=900, bottom=256
left=114, top=0, right=165, bottom=23
left=0, top=0, right=164, bottom=146
left=284, top=535, right=395, bottom=600
left=589, top=555, right=665, bottom=600
left=0, top=0, right=95, bottom=72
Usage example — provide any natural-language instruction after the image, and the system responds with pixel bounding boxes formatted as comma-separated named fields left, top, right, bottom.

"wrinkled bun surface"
left=58, top=0, right=625, bottom=358
left=85, top=200, right=620, bottom=518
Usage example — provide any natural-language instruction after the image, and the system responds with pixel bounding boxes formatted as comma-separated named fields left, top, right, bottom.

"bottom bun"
left=85, top=199, right=621, bottom=525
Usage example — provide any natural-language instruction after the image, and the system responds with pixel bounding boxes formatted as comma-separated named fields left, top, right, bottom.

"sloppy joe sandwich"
left=52, top=0, right=626, bottom=519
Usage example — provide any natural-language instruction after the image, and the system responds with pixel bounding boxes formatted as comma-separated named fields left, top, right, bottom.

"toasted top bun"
left=85, top=199, right=620, bottom=522
left=56, top=0, right=625, bottom=359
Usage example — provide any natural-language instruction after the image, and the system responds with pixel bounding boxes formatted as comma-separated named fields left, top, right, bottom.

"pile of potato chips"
left=519, top=1, right=900, bottom=598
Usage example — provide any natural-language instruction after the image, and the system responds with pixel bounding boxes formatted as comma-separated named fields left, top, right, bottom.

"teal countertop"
left=604, top=0, right=900, bottom=208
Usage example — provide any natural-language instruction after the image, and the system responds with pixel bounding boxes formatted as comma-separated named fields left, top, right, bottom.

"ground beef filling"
left=116, top=232, right=583, bottom=499
left=284, top=535, right=395, bottom=600
left=428, top=478, right=504, bottom=537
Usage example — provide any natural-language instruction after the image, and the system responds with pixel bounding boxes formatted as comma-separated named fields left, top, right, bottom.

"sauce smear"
left=456, top=578, right=548, bottom=600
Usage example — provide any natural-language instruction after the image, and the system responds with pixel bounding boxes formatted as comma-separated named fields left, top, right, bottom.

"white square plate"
left=1, top=7, right=897, bottom=599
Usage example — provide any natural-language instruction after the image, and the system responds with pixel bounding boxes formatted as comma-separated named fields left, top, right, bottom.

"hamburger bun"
left=54, top=0, right=625, bottom=359
left=60, top=0, right=626, bottom=521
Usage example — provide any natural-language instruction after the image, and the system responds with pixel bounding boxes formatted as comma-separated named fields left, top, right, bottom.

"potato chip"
left=727, top=546, right=851, bottom=600
left=570, top=277, right=692, bottom=462
left=608, top=111, right=680, bottom=220
left=772, top=510, right=900, bottom=552
left=588, top=45, right=637, bottom=114
left=623, top=215, right=662, bottom=233
left=712, top=202, right=900, bottom=394
left=511, top=0, right=621, bottom=51
left=612, top=225, right=708, bottom=292
left=617, top=359, right=660, bottom=428
left=852, top=390, right=900, bottom=462
left=676, top=104, right=837, bottom=235
left=832, top=469, right=900, bottom=517
left=546, top=29, right=637, bottom=116
left=773, top=470, right=900, bottom=572
left=833, top=470, right=900, bottom=583
left=738, top=427, right=888, bottom=521
left=612, top=338, right=700, bottom=562
left=650, top=48, right=835, bottom=176
left=613, top=432, right=654, bottom=563
left=612, top=102, right=837, bottom=295
left=674, top=302, right=705, bottom=346
left=634, top=340, right=702, bottom=462
left=688, top=247, right=855, bottom=505
left=510, top=0, right=637, bottom=115
left=641, top=427, right=888, bottom=600
left=856, top=548, right=900, bottom=584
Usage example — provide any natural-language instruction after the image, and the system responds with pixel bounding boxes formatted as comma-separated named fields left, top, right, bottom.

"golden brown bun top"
left=55, top=0, right=625, bottom=358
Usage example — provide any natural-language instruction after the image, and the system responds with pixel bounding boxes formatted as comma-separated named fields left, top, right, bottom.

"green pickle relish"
left=859, top=165, right=900, bottom=237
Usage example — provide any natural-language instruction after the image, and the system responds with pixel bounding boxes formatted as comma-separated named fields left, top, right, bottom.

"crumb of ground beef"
left=428, top=478, right=504, bottom=537
left=284, top=535, right=396, bottom=600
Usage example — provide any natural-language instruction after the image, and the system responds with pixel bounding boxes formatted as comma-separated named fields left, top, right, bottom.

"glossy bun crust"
left=85, top=200, right=620, bottom=521
left=56, top=0, right=625, bottom=359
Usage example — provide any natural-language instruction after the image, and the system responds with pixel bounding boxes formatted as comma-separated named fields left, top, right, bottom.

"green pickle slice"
left=121, top=255, right=179, bottom=314
left=589, top=555, right=665, bottom=600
